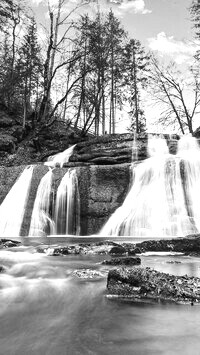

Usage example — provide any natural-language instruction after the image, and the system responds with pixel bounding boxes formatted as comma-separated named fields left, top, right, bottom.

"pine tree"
left=0, top=0, right=13, bottom=31
left=122, top=39, right=150, bottom=133
left=17, top=17, right=43, bottom=127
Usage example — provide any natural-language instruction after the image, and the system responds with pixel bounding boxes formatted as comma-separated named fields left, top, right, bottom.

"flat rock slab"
left=102, top=257, right=141, bottom=266
left=107, top=267, right=200, bottom=304
left=122, top=235, right=200, bottom=256
left=35, top=241, right=121, bottom=256
left=73, top=269, right=106, bottom=279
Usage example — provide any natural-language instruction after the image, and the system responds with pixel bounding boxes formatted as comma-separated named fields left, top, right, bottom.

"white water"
left=101, top=135, right=200, bottom=238
left=29, top=169, right=54, bottom=237
left=29, top=168, right=80, bottom=237
left=1, top=243, right=200, bottom=355
left=0, top=166, right=34, bottom=238
left=53, top=169, right=80, bottom=235
left=44, top=144, right=76, bottom=168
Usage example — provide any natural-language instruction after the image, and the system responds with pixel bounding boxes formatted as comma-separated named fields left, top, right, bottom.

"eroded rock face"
left=78, top=164, right=131, bottom=235
left=0, top=132, right=180, bottom=235
left=107, top=267, right=200, bottom=304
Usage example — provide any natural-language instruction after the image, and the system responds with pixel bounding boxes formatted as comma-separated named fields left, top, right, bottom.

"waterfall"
left=0, top=165, right=34, bottom=238
left=44, top=145, right=76, bottom=168
left=29, top=169, right=54, bottom=237
left=101, top=135, right=200, bottom=238
left=53, top=169, right=80, bottom=235
left=29, top=168, right=80, bottom=237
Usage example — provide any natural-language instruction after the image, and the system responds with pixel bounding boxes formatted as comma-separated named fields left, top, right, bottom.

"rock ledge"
left=107, top=267, right=200, bottom=304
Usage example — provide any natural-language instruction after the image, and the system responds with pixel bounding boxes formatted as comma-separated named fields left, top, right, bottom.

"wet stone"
left=102, top=257, right=141, bottom=266
left=0, top=239, right=21, bottom=248
left=107, top=266, right=200, bottom=304
left=109, top=245, right=127, bottom=256
left=73, top=269, right=106, bottom=279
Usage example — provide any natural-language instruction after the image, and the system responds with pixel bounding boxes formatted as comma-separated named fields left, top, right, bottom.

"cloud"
left=148, top=32, right=200, bottom=64
left=31, top=0, right=43, bottom=5
left=118, top=0, right=151, bottom=14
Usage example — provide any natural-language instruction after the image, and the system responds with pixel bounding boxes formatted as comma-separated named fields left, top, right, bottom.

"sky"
left=30, top=0, right=197, bottom=64
left=29, top=0, right=199, bottom=133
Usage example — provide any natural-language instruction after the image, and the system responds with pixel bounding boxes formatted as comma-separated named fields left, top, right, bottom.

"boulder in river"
left=107, top=266, right=200, bottom=304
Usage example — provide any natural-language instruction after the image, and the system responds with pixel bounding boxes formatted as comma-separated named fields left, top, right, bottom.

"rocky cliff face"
left=15, top=163, right=130, bottom=236
left=0, top=132, right=179, bottom=236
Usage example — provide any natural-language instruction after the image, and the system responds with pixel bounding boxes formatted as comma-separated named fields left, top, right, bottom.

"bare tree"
left=38, top=0, right=87, bottom=125
left=149, top=57, right=200, bottom=134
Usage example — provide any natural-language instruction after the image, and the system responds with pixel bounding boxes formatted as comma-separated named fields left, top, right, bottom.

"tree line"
left=0, top=0, right=200, bottom=137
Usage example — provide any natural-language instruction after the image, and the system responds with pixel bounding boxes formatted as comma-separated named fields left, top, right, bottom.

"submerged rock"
left=109, top=245, right=127, bottom=256
left=107, top=267, right=200, bottom=304
left=102, top=257, right=141, bottom=266
left=73, top=268, right=106, bottom=279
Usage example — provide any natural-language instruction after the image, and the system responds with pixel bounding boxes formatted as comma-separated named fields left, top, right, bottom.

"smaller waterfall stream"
left=53, top=169, right=80, bottom=235
left=29, top=169, right=54, bottom=237
left=0, top=166, right=34, bottom=237
left=29, top=144, right=80, bottom=237
left=29, top=168, right=80, bottom=237
left=44, top=145, right=76, bottom=167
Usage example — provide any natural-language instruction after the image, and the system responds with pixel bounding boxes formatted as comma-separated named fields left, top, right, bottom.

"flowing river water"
left=0, top=237, right=200, bottom=355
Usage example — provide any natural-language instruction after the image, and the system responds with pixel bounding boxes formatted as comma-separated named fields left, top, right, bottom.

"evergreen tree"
left=123, top=39, right=150, bottom=133
left=17, top=17, right=43, bottom=127
left=0, top=0, right=13, bottom=31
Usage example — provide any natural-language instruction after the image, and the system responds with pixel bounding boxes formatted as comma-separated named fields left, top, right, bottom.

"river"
left=0, top=238, right=200, bottom=355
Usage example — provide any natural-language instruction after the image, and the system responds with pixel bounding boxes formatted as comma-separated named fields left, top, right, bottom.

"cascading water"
left=53, top=169, right=80, bottom=235
left=44, top=144, right=76, bottom=168
left=101, top=135, right=200, bottom=238
left=29, top=144, right=80, bottom=237
left=0, top=165, right=34, bottom=237
left=29, top=168, right=80, bottom=237
left=29, top=169, right=54, bottom=237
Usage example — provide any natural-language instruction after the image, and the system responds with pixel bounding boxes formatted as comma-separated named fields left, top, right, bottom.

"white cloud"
left=118, top=0, right=151, bottom=14
left=31, top=0, right=43, bottom=5
left=148, top=32, right=200, bottom=64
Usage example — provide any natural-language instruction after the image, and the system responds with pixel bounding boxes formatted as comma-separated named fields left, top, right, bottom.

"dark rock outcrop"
left=102, top=256, right=141, bottom=266
left=109, top=245, right=127, bottom=255
left=124, top=235, right=200, bottom=256
left=107, top=266, right=200, bottom=304
left=73, top=269, right=106, bottom=279
left=0, top=239, right=21, bottom=248
left=34, top=241, right=123, bottom=256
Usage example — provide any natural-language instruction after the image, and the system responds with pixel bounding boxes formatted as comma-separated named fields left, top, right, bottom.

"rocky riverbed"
left=3, top=236, right=200, bottom=304
left=30, top=235, right=200, bottom=257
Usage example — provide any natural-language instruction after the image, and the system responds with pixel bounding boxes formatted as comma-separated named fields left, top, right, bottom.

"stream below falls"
left=0, top=237, right=200, bottom=355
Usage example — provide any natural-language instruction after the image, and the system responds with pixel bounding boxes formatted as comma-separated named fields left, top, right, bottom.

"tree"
left=190, top=0, right=200, bottom=37
left=37, top=0, right=87, bottom=126
left=0, top=0, right=13, bottom=31
left=71, top=10, right=127, bottom=136
left=123, top=39, right=149, bottom=133
left=149, top=57, right=200, bottom=134
left=17, top=17, right=43, bottom=127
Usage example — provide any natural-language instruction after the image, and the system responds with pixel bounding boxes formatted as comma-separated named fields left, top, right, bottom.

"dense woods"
left=0, top=0, right=200, bottom=138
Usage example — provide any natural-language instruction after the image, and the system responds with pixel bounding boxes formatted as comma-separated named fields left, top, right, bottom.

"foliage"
left=0, top=1, right=150, bottom=136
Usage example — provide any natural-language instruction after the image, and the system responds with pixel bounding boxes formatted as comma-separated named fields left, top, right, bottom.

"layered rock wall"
left=0, top=133, right=179, bottom=236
